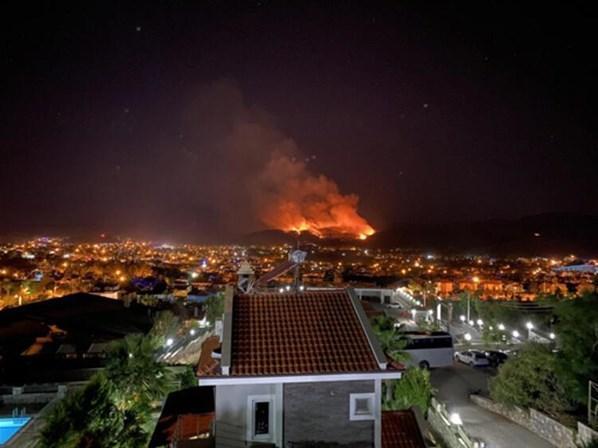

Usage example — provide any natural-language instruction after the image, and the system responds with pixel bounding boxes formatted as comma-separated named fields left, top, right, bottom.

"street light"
left=498, top=323, right=506, bottom=331
left=512, top=330, right=520, bottom=339
left=459, top=315, right=466, bottom=322
left=165, top=338, right=174, bottom=347
left=410, top=309, right=417, bottom=320
left=449, top=412, right=463, bottom=425
left=526, top=321, right=534, bottom=339
left=468, top=320, right=474, bottom=326
left=476, top=319, right=483, bottom=326
left=464, top=333, right=472, bottom=341
left=549, top=332, right=556, bottom=340
left=189, top=329, right=196, bottom=336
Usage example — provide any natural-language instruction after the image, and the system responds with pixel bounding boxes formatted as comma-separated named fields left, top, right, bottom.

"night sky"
left=2, top=1, right=597, bottom=242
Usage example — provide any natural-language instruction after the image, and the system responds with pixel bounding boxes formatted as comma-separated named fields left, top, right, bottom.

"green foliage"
left=490, top=343, right=572, bottom=418
left=383, top=367, right=435, bottom=414
left=579, top=439, right=598, bottom=448
left=105, top=334, right=172, bottom=409
left=205, top=292, right=225, bottom=326
left=39, top=329, right=180, bottom=447
left=37, top=376, right=150, bottom=448
left=149, top=310, right=179, bottom=344
left=371, top=315, right=409, bottom=363
left=174, top=365, right=199, bottom=389
left=554, top=293, right=598, bottom=405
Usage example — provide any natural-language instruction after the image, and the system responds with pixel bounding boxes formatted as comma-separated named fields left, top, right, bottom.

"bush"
left=490, top=343, right=572, bottom=418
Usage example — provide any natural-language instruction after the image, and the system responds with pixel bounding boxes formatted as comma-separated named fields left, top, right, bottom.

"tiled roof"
left=382, top=410, right=426, bottom=448
left=230, top=289, right=380, bottom=376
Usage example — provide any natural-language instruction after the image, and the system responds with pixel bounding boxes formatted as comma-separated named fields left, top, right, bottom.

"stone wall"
left=284, top=381, right=375, bottom=447
left=470, top=394, right=577, bottom=448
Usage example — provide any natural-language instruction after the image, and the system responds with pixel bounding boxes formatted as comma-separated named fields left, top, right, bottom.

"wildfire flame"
left=258, top=154, right=375, bottom=240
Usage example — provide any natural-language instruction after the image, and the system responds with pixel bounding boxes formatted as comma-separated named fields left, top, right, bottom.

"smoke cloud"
left=183, top=80, right=374, bottom=240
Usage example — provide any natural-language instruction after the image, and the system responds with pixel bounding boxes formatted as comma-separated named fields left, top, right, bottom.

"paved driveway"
left=431, top=363, right=553, bottom=448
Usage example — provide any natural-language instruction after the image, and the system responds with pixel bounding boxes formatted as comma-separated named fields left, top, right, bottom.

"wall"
left=470, top=395, right=577, bottom=448
left=215, top=383, right=281, bottom=448
left=577, top=422, right=598, bottom=446
left=284, top=380, right=375, bottom=447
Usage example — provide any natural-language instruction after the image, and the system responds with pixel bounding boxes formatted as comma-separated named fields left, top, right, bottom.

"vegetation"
left=553, top=294, right=598, bottom=405
left=38, top=330, right=179, bottom=447
left=205, top=292, right=225, bottom=326
left=383, top=367, right=435, bottom=415
left=489, top=343, right=572, bottom=418
left=149, top=310, right=179, bottom=344
left=371, top=315, right=409, bottom=363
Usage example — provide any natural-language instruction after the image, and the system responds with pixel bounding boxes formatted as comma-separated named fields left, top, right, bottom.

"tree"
left=554, top=293, right=598, bottom=405
left=371, top=315, right=409, bottom=363
left=383, top=367, right=435, bottom=414
left=205, top=292, right=225, bottom=326
left=489, top=343, right=572, bottom=418
left=104, top=334, right=172, bottom=410
left=149, top=310, right=179, bottom=344
left=37, top=375, right=149, bottom=448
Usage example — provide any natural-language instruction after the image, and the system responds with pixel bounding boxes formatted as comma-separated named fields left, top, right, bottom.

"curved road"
left=431, top=363, right=552, bottom=448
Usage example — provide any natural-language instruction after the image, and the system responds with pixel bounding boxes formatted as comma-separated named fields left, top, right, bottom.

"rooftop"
left=228, top=289, right=382, bottom=376
left=382, top=410, right=427, bottom=448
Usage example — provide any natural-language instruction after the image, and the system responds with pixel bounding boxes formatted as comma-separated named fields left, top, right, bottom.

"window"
left=350, top=393, right=376, bottom=421
left=247, top=395, right=274, bottom=442
left=254, top=401, right=270, bottom=435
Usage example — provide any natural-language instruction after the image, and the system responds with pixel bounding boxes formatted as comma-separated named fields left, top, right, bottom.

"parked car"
left=454, top=350, right=490, bottom=367
left=387, top=303, right=402, bottom=309
left=484, top=350, right=508, bottom=367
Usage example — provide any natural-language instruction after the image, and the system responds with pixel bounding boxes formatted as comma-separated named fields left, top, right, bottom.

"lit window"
left=350, top=393, right=376, bottom=421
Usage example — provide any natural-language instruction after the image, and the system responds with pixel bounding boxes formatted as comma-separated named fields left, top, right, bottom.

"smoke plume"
left=184, top=80, right=374, bottom=240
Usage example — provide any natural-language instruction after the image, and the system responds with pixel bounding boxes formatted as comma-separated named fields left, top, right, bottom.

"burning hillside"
left=257, top=153, right=375, bottom=240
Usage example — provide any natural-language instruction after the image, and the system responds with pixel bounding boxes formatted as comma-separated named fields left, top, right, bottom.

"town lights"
left=464, top=333, right=472, bottom=341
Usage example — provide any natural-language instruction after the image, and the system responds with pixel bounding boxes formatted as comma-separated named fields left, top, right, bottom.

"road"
left=431, top=363, right=552, bottom=448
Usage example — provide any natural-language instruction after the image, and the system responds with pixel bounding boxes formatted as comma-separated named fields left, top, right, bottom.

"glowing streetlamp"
left=464, top=333, right=472, bottom=342
left=165, top=338, right=174, bottom=347
left=549, top=332, right=556, bottom=340
left=449, top=412, right=463, bottom=425
left=512, top=330, right=520, bottom=339
left=498, top=323, right=506, bottom=331
left=526, top=321, right=534, bottom=339
left=468, top=320, right=474, bottom=326
left=410, top=309, right=417, bottom=320
left=476, top=319, right=483, bottom=326
left=459, top=315, right=466, bottom=322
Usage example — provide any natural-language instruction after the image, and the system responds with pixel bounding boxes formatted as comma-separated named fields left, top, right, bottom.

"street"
left=431, top=363, right=552, bottom=448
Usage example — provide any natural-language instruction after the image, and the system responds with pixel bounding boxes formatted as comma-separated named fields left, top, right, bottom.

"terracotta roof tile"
left=382, top=410, right=426, bottom=448
left=230, top=289, right=380, bottom=375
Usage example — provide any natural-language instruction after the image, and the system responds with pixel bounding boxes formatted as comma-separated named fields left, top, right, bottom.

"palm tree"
left=104, top=334, right=172, bottom=410
left=371, top=316, right=410, bottom=363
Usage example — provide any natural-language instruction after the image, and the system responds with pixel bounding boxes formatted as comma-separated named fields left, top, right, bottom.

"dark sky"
left=1, top=1, right=597, bottom=242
